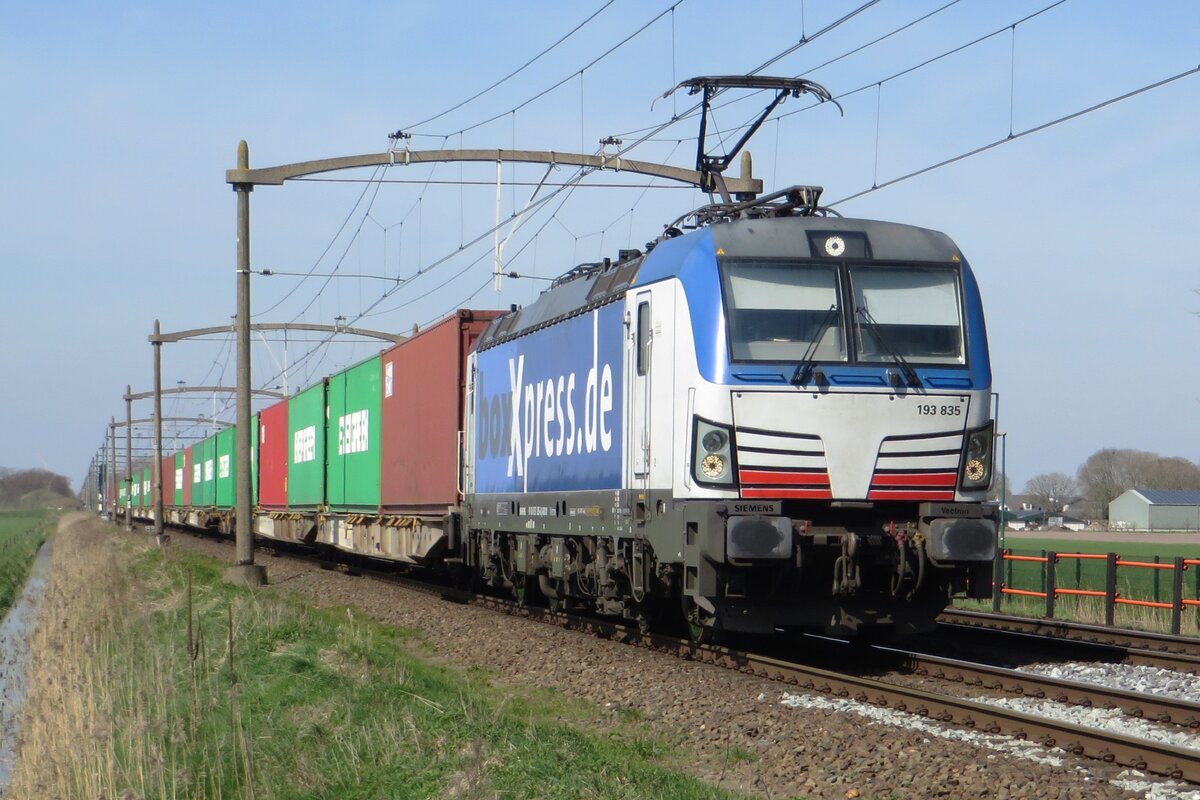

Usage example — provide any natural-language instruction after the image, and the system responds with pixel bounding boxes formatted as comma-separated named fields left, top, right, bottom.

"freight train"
left=114, top=185, right=998, bottom=640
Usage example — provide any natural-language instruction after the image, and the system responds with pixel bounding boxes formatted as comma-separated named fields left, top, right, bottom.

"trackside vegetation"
left=0, top=510, right=51, bottom=618
left=8, top=517, right=751, bottom=800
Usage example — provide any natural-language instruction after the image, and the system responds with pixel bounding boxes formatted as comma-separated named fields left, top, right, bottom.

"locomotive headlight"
left=700, top=453, right=727, bottom=479
left=693, top=417, right=736, bottom=487
left=959, top=421, right=994, bottom=491
left=964, top=459, right=986, bottom=482
left=702, top=429, right=728, bottom=453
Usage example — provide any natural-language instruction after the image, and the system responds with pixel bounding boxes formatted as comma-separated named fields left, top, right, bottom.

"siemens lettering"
left=474, top=304, right=623, bottom=493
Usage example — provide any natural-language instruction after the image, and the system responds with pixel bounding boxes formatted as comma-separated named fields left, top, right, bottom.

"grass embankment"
left=9, top=517, right=748, bottom=800
left=958, top=537, right=1200, bottom=635
left=0, top=509, right=51, bottom=617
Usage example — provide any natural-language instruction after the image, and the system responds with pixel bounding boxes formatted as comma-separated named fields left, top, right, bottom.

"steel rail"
left=877, top=645, right=1200, bottom=729
left=939, top=609, right=1200, bottom=672
left=705, top=645, right=1200, bottom=783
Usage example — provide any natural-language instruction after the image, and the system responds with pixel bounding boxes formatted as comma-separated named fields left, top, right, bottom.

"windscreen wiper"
left=855, top=307, right=921, bottom=388
left=791, top=304, right=839, bottom=386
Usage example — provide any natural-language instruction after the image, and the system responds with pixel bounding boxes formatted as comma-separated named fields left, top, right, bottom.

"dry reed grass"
left=5, top=513, right=256, bottom=800
left=7, top=512, right=135, bottom=798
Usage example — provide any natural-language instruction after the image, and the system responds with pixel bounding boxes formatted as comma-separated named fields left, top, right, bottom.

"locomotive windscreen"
left=720, top=260, right=848, bottom=363
left=848, top=266, right=964, bottom=365
left=719, top=258, right=965, bottom=367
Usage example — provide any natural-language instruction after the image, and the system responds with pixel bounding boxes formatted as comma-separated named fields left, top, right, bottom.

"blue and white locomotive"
left=463, top=185, right=997, bottom=639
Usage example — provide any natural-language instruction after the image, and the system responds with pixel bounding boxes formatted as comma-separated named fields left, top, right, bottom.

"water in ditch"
left=0, top=539, right=53, bottom=796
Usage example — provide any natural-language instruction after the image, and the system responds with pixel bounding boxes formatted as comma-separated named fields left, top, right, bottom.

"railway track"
left=939, top=608, right=1200, bottom=673
left=441, top=586, right=1200, bottom=784
left=696, top=642, right=1200, bottom=784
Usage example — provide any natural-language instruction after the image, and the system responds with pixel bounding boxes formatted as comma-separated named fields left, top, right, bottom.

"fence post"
left=992, top=548, right=1004, bottom=613
left=1104, top=552, right=1117, bottom=627
left=1045, top=552, right=1057, bottom=619
left=1075, top=557, right=1081, bottom=589
left=1040, top=549, right=1047, bottom=595
left=1171, top=557, right=1184, bottom=636
left=1153, top=554, right=1161, bottom=604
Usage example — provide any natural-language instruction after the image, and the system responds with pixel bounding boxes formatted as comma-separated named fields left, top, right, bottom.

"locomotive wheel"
left=513, top=575, right=539, bottom=607
left=634, top=604, right=654, bottom=635
left=543, top=577, right=566, bottom=612
left=682, top=596, right=718, bottom=645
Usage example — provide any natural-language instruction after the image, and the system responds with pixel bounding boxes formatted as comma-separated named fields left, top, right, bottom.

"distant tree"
left=987, top=473, right=1013, bottom=504
left=0, top=469, right=73, bottom=508
left=1140, top=456, right=1200, bottom=490
left=1022, top=472, right=1080, bottom=513
left=1076, top=448, right=1200, bottom=519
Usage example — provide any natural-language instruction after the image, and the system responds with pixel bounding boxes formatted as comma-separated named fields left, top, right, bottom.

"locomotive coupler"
left=832, top=533, right=861, bottom=596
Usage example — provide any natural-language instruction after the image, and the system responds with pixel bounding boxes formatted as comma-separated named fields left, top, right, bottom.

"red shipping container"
left=161, top=455, right=175, bottom=508
left=381, top=309, right=500, bottom=514
left=258, top=398, right=288, bottom=509
left=182, top=446, right=194, bottom=507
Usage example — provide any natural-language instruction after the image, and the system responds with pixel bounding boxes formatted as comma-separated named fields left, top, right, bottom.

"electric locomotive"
left=463, top=186, right=997, bottom=638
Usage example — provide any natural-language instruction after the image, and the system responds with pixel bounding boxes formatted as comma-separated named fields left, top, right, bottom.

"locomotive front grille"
left=734, top=426, right=832, bottom=500
left=868, top=431, right=964, bottom=501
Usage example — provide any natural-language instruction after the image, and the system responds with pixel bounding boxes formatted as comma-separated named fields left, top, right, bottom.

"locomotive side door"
left=631, top=291, right=652, bottom=480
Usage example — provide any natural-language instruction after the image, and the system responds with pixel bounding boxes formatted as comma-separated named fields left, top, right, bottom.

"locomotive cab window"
left=849, top=266, right=964, bottom=365
left=720, top=260, right=847, bottom=363
left=636, top=301, right=650, bottom=376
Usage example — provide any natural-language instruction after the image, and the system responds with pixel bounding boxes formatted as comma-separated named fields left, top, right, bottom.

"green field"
left=0, top=510, right=51, bottom=618
left=958, top=535, right=1200, bottom=633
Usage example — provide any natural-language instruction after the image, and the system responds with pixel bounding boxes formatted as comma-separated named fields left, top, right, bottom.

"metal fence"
left=991, top=550, right=1200, bottom=635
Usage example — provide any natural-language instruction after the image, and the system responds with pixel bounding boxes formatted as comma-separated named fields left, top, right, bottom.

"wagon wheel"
left=450, top=562, right=480, bottom=595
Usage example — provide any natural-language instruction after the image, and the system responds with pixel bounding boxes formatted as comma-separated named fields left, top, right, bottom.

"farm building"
left=1004, top=508, right=1087, bottom=532
left=1108, top=489, right=1200, bottom=531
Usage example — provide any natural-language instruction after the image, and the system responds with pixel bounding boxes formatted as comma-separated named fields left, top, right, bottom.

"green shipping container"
left=195, top=434, right=217, bottom=508
left=119, top=483, right=127, bottom=510
left=173, top=452, right=185, bottom=506
left=326, top=355, right=382, bottom=512
left=215, top=427, right=236, bottom=509
left=141, top=467, right=151, bottom=508
left=288, top=382, right=326, bottom=509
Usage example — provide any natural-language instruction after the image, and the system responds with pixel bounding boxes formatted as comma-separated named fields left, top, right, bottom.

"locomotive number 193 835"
left=916, top=404, right=962, bottom=416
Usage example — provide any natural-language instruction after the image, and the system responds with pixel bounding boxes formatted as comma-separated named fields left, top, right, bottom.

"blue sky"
left=2, top=0, right=1197, bottom=492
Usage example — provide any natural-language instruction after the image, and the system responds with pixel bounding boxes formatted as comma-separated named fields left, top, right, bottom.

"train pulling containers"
left=126, top=189, right=999, bottom=641
left=146, top=310, right=499, bottom=567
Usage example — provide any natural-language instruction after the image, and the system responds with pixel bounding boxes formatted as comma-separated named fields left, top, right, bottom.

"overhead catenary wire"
left=443, top=0, right=687, bottom=139
left=400, top=0, right=619, bottom=131
left=669, top=0, right=1071, bottom=193
left=829, top=64, right=1200, bottom=206
left=253, top=165, right=386, bottom=319
left=611, top=0, right=963, bottom=142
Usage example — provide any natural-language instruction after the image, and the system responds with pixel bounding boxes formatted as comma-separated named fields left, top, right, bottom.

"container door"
left=631, top=292, right=652, bottom=479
